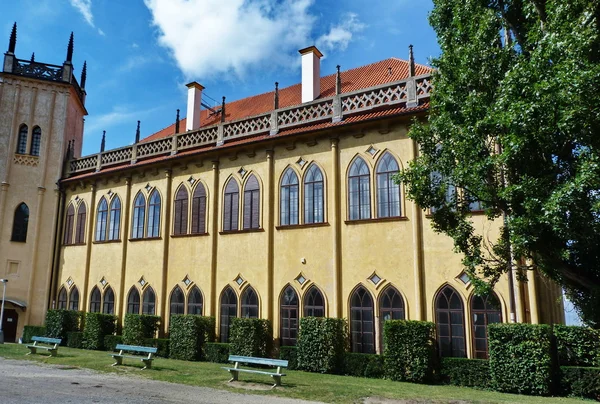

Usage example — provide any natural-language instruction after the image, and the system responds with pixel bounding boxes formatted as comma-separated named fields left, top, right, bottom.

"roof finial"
left=274, top=82, right=279, bottom=110
left=66, top=32, right=74, bottom=63
left=175, top=109, right=180, bottom=134
left=100, top=130, right=106, bottom=153
left=80, top=61, right=87, bottom=88
left=30, top=52, right=35, bottom=62
left=335, top=65, right=342, bottom=95
left=135, top=121, right=140, bottom=143
left=221, top=96, right=226, bottom=123
left=409, top=44, right=415, bottom=77
left=8, top=22, right=16, bottom=54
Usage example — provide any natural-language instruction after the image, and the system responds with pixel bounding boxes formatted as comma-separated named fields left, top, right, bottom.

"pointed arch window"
left=16, top=124, right=27, bottom=154
left=147, top=190, right=161, bottom=238
left=74, top=203, right=86, bottom=244
left=64, top=204, right=75, bottom=245
left=304, top=164, right=324, bottom=224
left=127, top=287, right=141, bottom=314
left=90, top=286, right=101, bottom=312
left=471, top=292, right=502, bottom=359
left=103, top=287, right=115, bottom=314
left=173, top=186, right=189, bottom=235
left=379, top=286, right=405, bottom=349
left=170, top=286, right=185, bottom=317
left=280, top=168, right=299, bottom=226
left=223, top=179, right=239, bottom=231
left=303, top=286, right=325, bottom=317
left=191, top=183, right=207, bottom=234
left=241, top=286, right=259, bottom=318
left=69, top=286, right=80, bottom=311
left=11, top=203, right=29, bottom=242
left=57, top=287, right=67, bottom=309
left=132, top=193, right=146, bottom=239
left=142, top=287, right=156, bottom=315
left=280, top=286, right=299, bottom=346
left=376, top=152, right=401, bottom=217
left=435, top=285, right=466, bottom=357
left=188, top=286, right=203, bottom=315
left=243, top=175, right=260, bottom=229
left=108, top=197, right=121, bottom=240
left=350, top=286, right=375, bottom=354
left=95, top=198, right=108, bottom=241
left=220, top=286, right=237, bottom=342
left=348, top=157, right=371, bottom=220
left=30, top=126, right=41, bottom=156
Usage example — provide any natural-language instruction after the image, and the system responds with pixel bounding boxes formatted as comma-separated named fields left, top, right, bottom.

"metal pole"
left=0, top=279, right=7, bottom=344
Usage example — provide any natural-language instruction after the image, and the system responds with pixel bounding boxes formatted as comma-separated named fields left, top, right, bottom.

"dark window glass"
left=304, top=164, right=324, bottom=224
left=173, top=186, right=189, bottom=235
left=74, top=203, right=86, bottom=244
left=379, top=286, right=405, bottom=349
left=89, top=287, right=101, bottom=312
left=16, top=124, right=27, bottom=154
left=187, top=286, right=203, bottom=315
left=11, top=203, right=29, bottom=242
left=220, top=287, right=238, bottom=342
left=103, top=287, right=115, bottom=314
left=471, top=292, right=502, bottom=359
left=57, top=287, right=67, bottom=309
left=108, top=197, right=121, bottom=241
left=132, top=193, right=146, bottom=239
left=348, top=157, right=371, bottom=220
left=280, top=286, right=299, bottom=346
left=191, top=183, right=207, bottom=234
left=280, top=168, right=299, bottom=226
left=64, top=204, right=75, bottom=245
left=243, top=175, right=260, bottom=229
left=223, top=179, right=239, bottom=231
left=350, top=286, right=375, bottom=354
left=436, top=285, right=466, bottom=357
left=69, top=287, right=79, bottom=311
left=142, top=287, right=156, bottom=315
left=95, top=198, right=108, bottom=241
left=303, top=286, right=325, bottom=317
left=30, top=126, right=41, bottom=156
left=147, top=190, right=161, bottom=238
left=170, top=286, right=185, bottom=317
left=241, top=286, right=259, bottom=318
left=127, top=287, right=141, bottom=314
left=376, top=152, right=401, bottom=217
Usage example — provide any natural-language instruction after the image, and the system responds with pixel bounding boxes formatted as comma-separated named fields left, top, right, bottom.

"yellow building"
left=0, top=26, right=564, bottom=358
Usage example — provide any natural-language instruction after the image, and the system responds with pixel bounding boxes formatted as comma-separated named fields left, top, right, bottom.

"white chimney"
left=186, top=81, right=204, bottom=131
left=299, top=46, right=323, bottom=103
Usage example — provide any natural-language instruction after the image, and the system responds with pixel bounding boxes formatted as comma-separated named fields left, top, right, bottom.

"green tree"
left=399, top=0, right=600, bottom=327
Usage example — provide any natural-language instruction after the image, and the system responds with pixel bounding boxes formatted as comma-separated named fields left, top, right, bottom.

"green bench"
left=110, top=344, right=157, bottom=370
left=26, top=336, right=61, bottom=357
left=222, top=355, right=288, bottom=388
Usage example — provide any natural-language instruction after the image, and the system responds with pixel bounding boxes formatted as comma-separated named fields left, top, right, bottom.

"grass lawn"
left=0, top=343, right=587, bottom=404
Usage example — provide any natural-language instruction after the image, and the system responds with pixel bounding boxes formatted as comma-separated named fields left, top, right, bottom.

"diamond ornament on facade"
left=238, top=167, right=247, bottom=177
left=100, top=277, right=107, bottom=287
left=295, top=273, right=307, bottom=286
left=366, top=145, right=378, bottom=157
left=107, top=189, right=114, bottom=197
left=187, top=176, right=196, bottom=186
left=145, top=183, right=152, bottom=192
left=66, top=277, right=74, bottom=287
left=458, top=271, right=471, bottom=285
left=139, top=276, right=146, bottom=287
left=296, top=157, right=307, bottom=168
left=369, top=273, right=382, bottom=285
left=235, top=275, right=244, bottom=286
left=183, top=275, right=192, bottom=287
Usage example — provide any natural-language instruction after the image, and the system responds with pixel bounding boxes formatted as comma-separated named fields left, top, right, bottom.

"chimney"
left=299, top=46, right=323, bottom=103
left=185, top=81, right=204, bottom=131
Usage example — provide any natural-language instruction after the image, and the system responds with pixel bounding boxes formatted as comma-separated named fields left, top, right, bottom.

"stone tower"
left=0, top=23, right=87, bottom=342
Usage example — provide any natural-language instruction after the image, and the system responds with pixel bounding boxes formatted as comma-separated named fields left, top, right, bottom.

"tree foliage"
left=399, top=0, right=600, bottom=326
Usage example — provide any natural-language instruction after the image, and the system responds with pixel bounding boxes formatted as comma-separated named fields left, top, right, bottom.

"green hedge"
left=204, top=342, right=230, bottom=363
left=202, top=316, right=216, bottom=343
left=488, top=323, right=553, bottom=395
left=297, top=317, right=347, bottom=374
left=169, top=315, right=206, bottom=361
left=144, top=338, right=170, bottom=358
left=344, top=353, right=385, bottom=379
left=383, top=320, right=437, bottom=383
left=103, top=334, right=123, bottom=351
left=440, top=357, right=490, bottom=389
left=45, top=310, right=82, bottom=343
left=67, top=331, right=84, bottom=348
left=279, top=346, right=298, bottom=370
left=22, top=326, right=46, bottom=343
left=82, top=313, right=117, bottom=350
left=122, top=314, right=160, bottom=345
left=554, top=325, right=600, bottom=367
left=230, top=318, right=272, bottom=358
left=560, top=366, right=600, bottom=400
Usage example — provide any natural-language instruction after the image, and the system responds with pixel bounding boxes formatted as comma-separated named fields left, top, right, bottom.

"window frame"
left=470, top=292, right=502, bottom=359
left=223, top=178, right=239, bottom=232
left=89, top=286, right=101, bottom=313
left=303, top=285, right=325, bottom=317
left=103, top=286, right=115, bottom=314
left=147, top=190, right=161, bottom=238
left=131, top=193, right=146, bottom=239
left=375, top=152, right=401, bottom=218
left=64, top=203, right=75, bottom=245
left=11, top=202, right=29, bottom=242
left=95, top=197, right=108, bottom=242
left=280, top=168, right=299, bottom=226
left=350, top=285, right=375, bottom=354
left=191, top=183, right=207, bottom=234
left=219, top=286, right=238, bottom=342
left=280, top=285, right=299, bottom=346
left=348, top=157, right=372, bottom=220
left=108, top=196, right=121, bottom=241
left=74, top=203, right=87, bottom=244
left=30, top=126, right=41, bottom=156
left=127, top=287, right=141, bottom=314
left=240, top=286, right=259, bottom=318
left=303, top=163, right=325, bottom=224
left=173, top=186, right=189, bottom=236
left=187, top=286, right=203, bottom=315
left=16, top=124, right=28, bottom=154
left=435, top=285, right=467, bottom=358
left=142, top=286, right=156, bottom=315
left=242, top=174, right=260, bottom=230
left=169, top=285, right=185, bottom=317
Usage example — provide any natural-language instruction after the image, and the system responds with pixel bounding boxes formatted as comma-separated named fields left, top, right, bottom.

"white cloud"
left=317, top=13, right=366, bottom=54
left=98, top=28, right=105, bottom=36
left=69, top=0, right=95, bottom=27
left=86, top=106, right=161, bottom=135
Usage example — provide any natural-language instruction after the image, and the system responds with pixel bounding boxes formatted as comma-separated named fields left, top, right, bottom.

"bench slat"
left=114, top=344, right=157, bottom=354
left=227, top=355, right=288, bottom=368
left=31, top=336, right=62, bottom=344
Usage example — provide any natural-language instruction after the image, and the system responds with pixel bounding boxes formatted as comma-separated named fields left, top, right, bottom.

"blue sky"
left=1, top=0, right=439, bottom=156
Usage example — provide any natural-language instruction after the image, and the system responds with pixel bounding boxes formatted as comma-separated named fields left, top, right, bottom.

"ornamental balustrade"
left=12, top=59, right=63, bottom=81
left=68, top=73, right=432, bottom=175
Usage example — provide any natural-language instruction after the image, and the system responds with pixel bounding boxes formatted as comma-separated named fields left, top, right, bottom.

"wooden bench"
left=26, top=336, right=61, bottom=357
left=110, top=344, right=157, bottom=370
left=222, top=355, right=288, bottom=388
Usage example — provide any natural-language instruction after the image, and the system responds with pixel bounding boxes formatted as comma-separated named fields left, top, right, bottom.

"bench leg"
left=228, top=369, right=239, bottom=382
left=112, top=356, right=123, bottom=367
left=271, top=375, right=282, bottom=389
left=26, top=347, right=36, bottom=356
left=141, top=359, right=152, bottom=370
left=50, top=349, right=57, bottom=357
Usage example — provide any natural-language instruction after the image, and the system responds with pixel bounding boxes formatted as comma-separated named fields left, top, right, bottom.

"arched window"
left=57, top=287, right=67, bottom=309
left=95, top=198, right=108, bottom=241
left=435, top=285, right=466, bottom=357
left=348, top=157, right=371, bottom=220
left=243, top=175, right=260, bottom=229
left=376, top=152, right=401, bottom=218
left=220, top=286, right=237, bottom=342
left=187, top=286, right=203, bottom=315
left=350, top=286, right=375, bottom=354
left=304, top=164, right=324, bottom=224
left=169, top=286, right=185, bottom=317
left=103, top=287, right=115, bottom=314
left=471, top=292, right=502, bottom=359
left=108, top=197, right=121, bottom=240
left=89, top=286, right=101, bottom=312
left=127, top=287, right=141, bottom=314
left=304, top=286, right=325, bottom=317
left=147, top=190, right=161, bottom=238
left=11, top=203, right=29, bottom=242
left=69, top=286, right=80, bottom=311
left=64, top=203, right=75, bottom=245
left=191, top=183, right=207, bottom=234
left=241, top=286, right=259, bottom=318
left=223, top=179, right=239, bottom=231
left=30, top=126, right=41, bottom=156
left=74, top=203, right=86, bottom=244
left=132, top=193, right=146, bottom=239
left=280, top=168, right=299, bottom=226
left=16, top=124, right=27, bottom=154
left=173, top=186, right=189, bottom=235
left=142, top=286, right=156, bottom=315
left=280, top=286, right=299, bottom=346
left=379, top=286, right=405, bottom=349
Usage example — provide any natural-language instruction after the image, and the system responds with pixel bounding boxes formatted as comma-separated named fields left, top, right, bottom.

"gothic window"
left=30, top=126, right=41, bottom=156
left=103, top=287, right=115, bottom=314
left=147, top=190, right=161, bottom=238
left=220, top=286, right=237, bottom=342
left=471, top=292, right=502, bottom=359
left=95, top=197, right=108, bottom=241
left=127, top=287, right=141, bottom=314
left=243, top=175, right=260, bottom=229
left=303, top=286, right=325, bottom=317
left=304, top=164, right=324, bottom=224
left=90, top=287, right=101, bottom=312
left=280, top=285, right=299, bottom=346
left=191, top=183, right=207, bottom=234
left=187, top=286, right=203, bottom=315
left=64, top=203, right=75, bottom=245
left=132, top=193, right=146, bottom=239
left=241, top=286, right=259, bottom=318
left=142, top=286, right=156, bottom=315
left=376, top=152, right=401, bottom=218
left=350, top=286, right=375, bottom=354
left=348, top=157, right=371, bottom=220
left=173, top=186, right=189, bottom=235
left=16, top=124, right=27, bottom=154
left=223, top=179, right=239, bottom=231
left=69, top=286, right=80, bottom=311
left=108, top=197, right=121, bottom=240
left=280, top=168, right=299, bottom=226
left=57, top=287, right=67, bottom=309
left=11, top=203, right=29, bottom=242
left=170, top=285, right=185, bottom=317
left=74, top=203, right=86, bottom=244
left=379, top=286, right=405, bottom=349
left=435, top=285, right=466, bottom=358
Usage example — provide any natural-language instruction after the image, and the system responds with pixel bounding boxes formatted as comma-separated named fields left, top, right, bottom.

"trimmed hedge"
left=67, top=331, right=84, bottom=348
left=229, top=318, right=272, bottom=358
left=22, top=326, right=46, bottom=343
left=122, top=314, right=160, bottom=345
left=82, top=313, right=117, bottom=350
left=440, top=358, right=490, bottom=389
left=297, top=317, right=347, bottom=374
left=45, top=310, right=82, bottom=343
left=204, top=343, right=230, bottom=363
left=560, top=366, right=600, bottom=400
left=554, top=325, right=600, bottom=367
left=279, top=346, right=298, bottom=370
left=144, top=338, right=170, bottom=358
left=202, top=316, right=216, bottom=343
left=488, top=323, right=553, bottom=396
left=169, top=315, right=206, bottom=361
left=383, top=320, right=437, bottom=383
left=344, top=353, right=385, bottom=379
left=103, top=334, right=123, bottom=351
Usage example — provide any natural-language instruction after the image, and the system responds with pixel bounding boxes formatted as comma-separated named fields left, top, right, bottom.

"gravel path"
left=0, top=357, right=322, bottom=404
